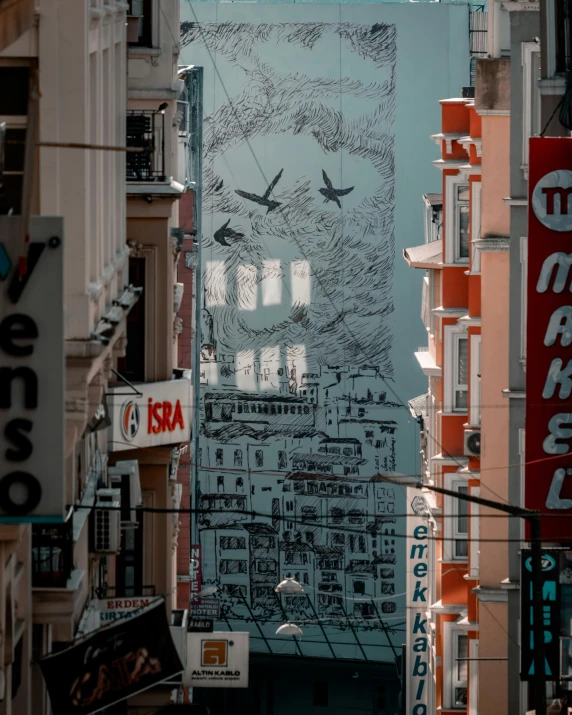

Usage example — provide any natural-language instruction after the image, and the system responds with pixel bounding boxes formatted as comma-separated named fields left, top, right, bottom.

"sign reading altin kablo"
left=0, top=217, right=65, bottom=521
left=526, top=138, right=572, bottom=540
left=406, top=491, right=430, bottom=715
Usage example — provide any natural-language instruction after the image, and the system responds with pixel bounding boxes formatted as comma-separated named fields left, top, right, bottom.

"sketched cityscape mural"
left=181, top=7, right=411, bottom=661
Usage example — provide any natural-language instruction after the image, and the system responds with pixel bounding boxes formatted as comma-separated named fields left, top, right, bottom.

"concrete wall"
left=182, top=1, right=469, bottom=662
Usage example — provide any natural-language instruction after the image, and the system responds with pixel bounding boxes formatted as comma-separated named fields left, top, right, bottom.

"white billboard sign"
left=108, top=378, right=192, bottom=452
left=187, top=631, right=249, bottom=688
left=406, top=490, right=431, bottom=715
left=0, top=217, right=65, bottom=521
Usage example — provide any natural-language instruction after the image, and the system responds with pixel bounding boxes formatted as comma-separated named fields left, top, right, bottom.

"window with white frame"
left=444, top=474, right=469, bottom=561
left=454, top=484, right=469, bottom=559
left=454, top=633, right=469, bottom=707
left=445, top=326, right=469, bottom=413
left=445, top=175, right=470, bottom=264
left=471, top=182, right=482, bottom=273
left=443, top=623, right=469, bottom=709
left=469, top=335, right=481, bottom=426
left=521, top=42, right=541, bottom=177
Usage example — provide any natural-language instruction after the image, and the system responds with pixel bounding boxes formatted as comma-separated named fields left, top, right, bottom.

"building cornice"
left=458, top=314, right=482, bottom=327
left=458, top=163, right=482, bottom=177
left=430, top=600, right=466, bottom=615
left=472, top=586, right=509, bottom=604
left=430, top=133, right=466, bottom=154
left=458, top=136, right=482, bottom=157
left=539, top=76, right=566, bottom=96
left=500, top=0, right=539, bottom=10
left=476, top=108, right=511, bottom=117
left=432, top=454, right=468, bottom=467
left=502, top=389, right=526, bottom=399
left=474, top=236, right=510, bottom=252
left=415, top=350, right=442, bottom=378
left=503, top=196, right=528, bottom=206
left=432, top=159, right=469, bottom=171
left=432, top=307, right=467, bottom=318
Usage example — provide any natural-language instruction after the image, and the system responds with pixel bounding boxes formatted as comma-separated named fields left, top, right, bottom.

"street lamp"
left=275, top=577, right=304, bottom=595
left=375, top=471, right=548, bottom=715
left=276, top=622, right=303, bottom=636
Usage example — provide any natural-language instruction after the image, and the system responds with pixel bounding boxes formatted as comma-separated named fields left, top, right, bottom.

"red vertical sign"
left=526, top=137, right=572, bottom=540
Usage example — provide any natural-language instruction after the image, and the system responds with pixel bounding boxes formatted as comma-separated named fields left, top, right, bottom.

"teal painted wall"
left=181, top=2, right=469, bottom=663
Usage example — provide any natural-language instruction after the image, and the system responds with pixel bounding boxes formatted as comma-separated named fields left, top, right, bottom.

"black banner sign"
left=187, top=618, right=214, bottom=633
left=39, top=600, right=183, bottom=715
left=520, top=549, right=561, bottom=680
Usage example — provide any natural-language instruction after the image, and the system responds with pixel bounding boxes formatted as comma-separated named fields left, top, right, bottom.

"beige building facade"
left=0, top=0, right=194, bottom=711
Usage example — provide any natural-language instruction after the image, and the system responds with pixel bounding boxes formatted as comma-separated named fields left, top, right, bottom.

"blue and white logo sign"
left=524, top=553, right=556, bottom=573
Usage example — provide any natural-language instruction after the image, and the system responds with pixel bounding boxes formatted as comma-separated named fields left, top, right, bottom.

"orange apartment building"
left=404, top=67, right=511, bottom=715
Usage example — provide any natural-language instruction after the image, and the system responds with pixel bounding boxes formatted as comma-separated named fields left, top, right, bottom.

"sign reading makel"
left=526, top=138, right=572, bottom=540
left=108, top=378, right=192, bottom=451
left=39, top=600, right=183, bottom=715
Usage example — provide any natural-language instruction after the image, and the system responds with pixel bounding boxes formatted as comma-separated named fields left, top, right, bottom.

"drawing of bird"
left=214, top=178, right=224, bottom=192
left=319, top=170, right=354, bottom=208
left=234, top=169, right=284, bottom=213
left=214, top=219, right=245, bottom=247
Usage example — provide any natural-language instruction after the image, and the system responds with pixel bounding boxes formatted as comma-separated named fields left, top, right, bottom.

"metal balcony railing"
left=94, top=585, right=157, bottom=599
left=32, top=520, right=73, bottom=588
left=126, top=110, right=166, bottom=182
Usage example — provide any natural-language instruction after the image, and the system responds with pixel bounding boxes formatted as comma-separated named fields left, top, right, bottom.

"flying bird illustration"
left=214, top=178, right=224, bottom=192
left=319, top=170, right=354, bottom=208
left=214, top=219, right=245, bottom=247
left=235, top=169, right=284, bottom=213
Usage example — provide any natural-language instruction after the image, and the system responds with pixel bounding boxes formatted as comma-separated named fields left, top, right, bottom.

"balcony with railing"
left=126, top=110, right=166, bottom=183
left=32, top=520, right=73, bottom=588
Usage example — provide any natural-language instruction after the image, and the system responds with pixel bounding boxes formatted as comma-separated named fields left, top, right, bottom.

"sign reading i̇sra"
left=0, top=218, right=65, bottom=521
left=108, top=378, right=192, bottom=451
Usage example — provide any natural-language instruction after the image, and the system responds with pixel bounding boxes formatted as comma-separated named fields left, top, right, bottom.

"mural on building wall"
left=179, top=6, right=436, bottom=661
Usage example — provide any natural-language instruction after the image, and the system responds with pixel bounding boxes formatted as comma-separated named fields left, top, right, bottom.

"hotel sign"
left=526, top=138, right=572, bottom=540
left=406, top=491, right=430, bottom=715
left=108, top=378, right=192, bottom=452
left=0, top=217, right=65, bottom=521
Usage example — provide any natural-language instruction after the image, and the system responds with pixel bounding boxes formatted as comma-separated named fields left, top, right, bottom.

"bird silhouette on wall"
left=214, top=219, right=245, bottom=246
left=319, top=170, right=354, bottom=208
left=235, top=169, right=284, bottom=213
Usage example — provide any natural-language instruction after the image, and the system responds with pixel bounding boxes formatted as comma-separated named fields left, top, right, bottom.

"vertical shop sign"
left=526, top=138, right=572, bottom=539
left=520, top=549, right=560, bottom=679
left=406, top=491, right=430, bottom=715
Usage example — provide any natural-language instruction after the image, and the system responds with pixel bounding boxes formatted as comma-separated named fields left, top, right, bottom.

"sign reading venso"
left=0, top=217, right=65, bottom=520
left=526, top=138, right=572, bottom=540
left=406, top=491, right=430, bottom=715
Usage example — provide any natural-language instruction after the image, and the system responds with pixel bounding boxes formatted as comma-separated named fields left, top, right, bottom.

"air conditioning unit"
left=93, top=488, right=121, bottom=554
left=108, top=460, right=142, bottom=527
left=464, top=429, right=481, bottom=457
